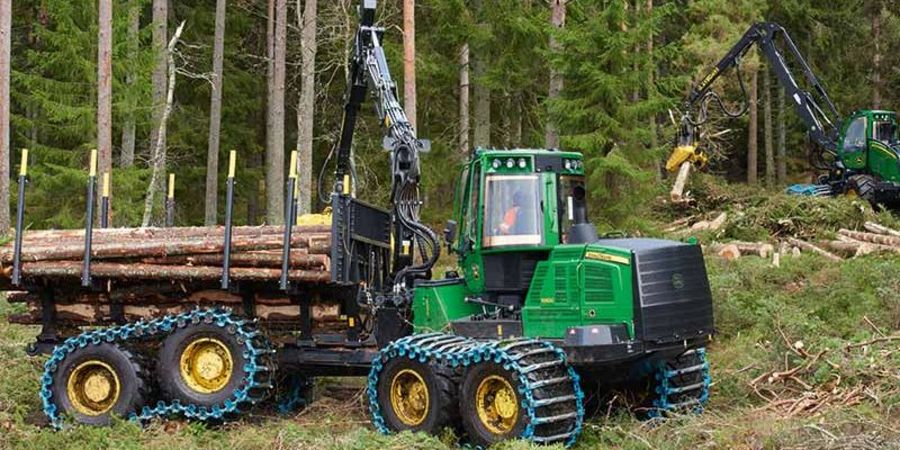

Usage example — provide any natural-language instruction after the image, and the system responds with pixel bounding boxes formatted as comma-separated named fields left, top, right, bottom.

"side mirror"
left=443, top=220, right=457, bottom=248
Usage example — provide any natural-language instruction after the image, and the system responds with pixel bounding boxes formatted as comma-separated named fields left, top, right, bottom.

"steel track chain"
left=366, top=332, right=585, bottom=447
left=40, top=307, right=276, bottom=428
left=648, top=347, right=710, bottom=418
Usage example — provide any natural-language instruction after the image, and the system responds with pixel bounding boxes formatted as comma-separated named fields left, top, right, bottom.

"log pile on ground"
left=698, top=221, right=900, bottom=262
left=0, top=225, right=334, bottom=327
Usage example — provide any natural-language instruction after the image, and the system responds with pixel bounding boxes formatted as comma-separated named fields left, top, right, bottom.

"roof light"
left=492, top=159, right=501, bottom=169
left=506, top=158, right=515, bottom=169
left=517, top=158, right=527, bottom=169
left=564, top=160, right=572, bottom=170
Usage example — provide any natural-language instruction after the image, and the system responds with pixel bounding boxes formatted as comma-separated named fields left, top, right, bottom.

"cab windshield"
left=873, top=121, right=898, bottom=144
left=482, top=174, right=542, bottom=247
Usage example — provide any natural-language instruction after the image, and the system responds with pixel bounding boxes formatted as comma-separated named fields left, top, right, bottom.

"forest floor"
left=1, top=183, right=899, bottom=450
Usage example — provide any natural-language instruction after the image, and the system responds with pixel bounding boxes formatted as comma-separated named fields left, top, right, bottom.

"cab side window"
left=843, top=117, right=867, bottom=152
left=463, top=162, right=481, bottom=249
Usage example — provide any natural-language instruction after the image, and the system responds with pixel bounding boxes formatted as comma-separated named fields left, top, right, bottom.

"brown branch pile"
left=748, top=323, right=899, bottom=418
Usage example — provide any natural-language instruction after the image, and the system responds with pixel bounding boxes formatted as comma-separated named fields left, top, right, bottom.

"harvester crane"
left=327, top=0, right=439, bottom=303
left=669, top=22, right=900, bottom=207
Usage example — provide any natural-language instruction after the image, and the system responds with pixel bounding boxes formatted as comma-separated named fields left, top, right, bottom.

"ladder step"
left=534, top=394, right=576, bottom=407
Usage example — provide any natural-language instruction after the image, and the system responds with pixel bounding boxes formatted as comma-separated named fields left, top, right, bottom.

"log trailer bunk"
left=668, top=22, right=900, bottom=208
left=6, top=1, right=714, bottom=446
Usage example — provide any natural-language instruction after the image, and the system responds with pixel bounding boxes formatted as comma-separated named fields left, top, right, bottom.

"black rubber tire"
left=157, top=323, right=249, bottom=407
left=375, top=357, right=456, bottom=434
left=51, top=343, right=147, bottom=426
left=458, top=362, right=527, bottom=448
left=848, top=174, right=877, bottom=205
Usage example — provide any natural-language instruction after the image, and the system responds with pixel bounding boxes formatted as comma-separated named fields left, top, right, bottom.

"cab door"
left=840, top=116, right=868, bottom=170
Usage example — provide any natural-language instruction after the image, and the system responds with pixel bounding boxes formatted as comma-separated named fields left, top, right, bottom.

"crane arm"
left=671, top=22, right=843, bottom=171
left=331, top=0, right=438, bottom=293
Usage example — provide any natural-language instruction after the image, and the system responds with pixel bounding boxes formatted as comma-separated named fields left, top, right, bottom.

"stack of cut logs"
left=2, top=225, right=338, bottom=327
left=0, top=224, right=332, bottom=283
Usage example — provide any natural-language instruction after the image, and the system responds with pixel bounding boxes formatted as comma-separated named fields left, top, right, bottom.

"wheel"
left=459, top=361, right=527, bottom=446
left=276, top=373, right=315, bottom=413
left=640, top=348, right=710, bottom=419
left=50, top=343, right=147, bottom=426
left=373, top=356, right=456, bottom=434
left=157, top=322, right=248, bottom=407
left=848, top=174, right=877, bottom=205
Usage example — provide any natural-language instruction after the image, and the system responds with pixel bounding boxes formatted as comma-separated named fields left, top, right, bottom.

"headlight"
left=517, top=158, right=527, bottom=169
left=492, top=159, right=501, bottom=169
left=506, top=158, right=515, bottom=169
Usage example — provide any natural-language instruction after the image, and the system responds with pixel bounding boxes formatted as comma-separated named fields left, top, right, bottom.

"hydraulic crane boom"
left=329, top=0, right=438, bottom=301
left=670, top=22, right=843, bottom=171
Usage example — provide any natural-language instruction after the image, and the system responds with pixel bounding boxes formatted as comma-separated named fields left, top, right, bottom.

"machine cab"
left=448, top=148, right=590, bottom=298
left=838, top=110, right=899, bottom=171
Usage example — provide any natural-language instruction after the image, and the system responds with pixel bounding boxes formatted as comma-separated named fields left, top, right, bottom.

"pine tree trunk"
left=764, top=67, right=774, bottom=186
left=205, top=0, right=227, bottom=226
left=296, top=0, right=317, bottom=215
left=777, top=86, right=786, bottom=183
left=646, top=0, right=659, bottom=176
left=545, top=0, right=566, bottom=149
left=747, top=67, right=758, bottom=185
left=511, top=91, right=522, bottom=147
left=267, top=0, right=287, bottom=225
left=0, top=0, right=10, bottom=233
left=458, top=43, right=469, bottom=155
left=403, top=0, right=416, bottom=131
left=97, top=0, right=113, bottom=224
left=471, top=0, right=490, bottom=148
left=265, top=0, right=276, bottom=220
left=872, top=4, right=882, bottom=109
left=150, top=0, right=167, bottom=171
left=120, top=0, right=140, bottom=169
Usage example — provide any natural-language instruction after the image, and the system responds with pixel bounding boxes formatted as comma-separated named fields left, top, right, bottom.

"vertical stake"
left=221, top=151, right=236, bottom=289
left=82, top=149, right=97, bottom=287
left=280, top=151, right=298, bottom=290
left=165, top=173, right=175, bottom=227
left=100, top=172, right=110, bottom=228
left=11, top=149, right=29, bottom=286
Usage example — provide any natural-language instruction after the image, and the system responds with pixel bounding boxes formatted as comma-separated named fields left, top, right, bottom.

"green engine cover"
left=521, top=244, right=634, bottom=339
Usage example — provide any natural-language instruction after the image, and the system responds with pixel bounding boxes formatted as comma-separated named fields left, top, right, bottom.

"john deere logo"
left=671, top=273, right=685, bottom=289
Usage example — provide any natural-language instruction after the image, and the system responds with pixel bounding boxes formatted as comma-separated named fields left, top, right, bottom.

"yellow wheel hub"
left=389, top=369, right=429, bottom=426
left=475, top=375, right=519, bottom=435
left=179, top=338, right=234, bottom=394
left=67, top=360, right=121, bottom=416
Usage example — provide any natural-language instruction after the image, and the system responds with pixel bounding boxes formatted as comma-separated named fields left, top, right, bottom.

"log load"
left=1, top=225, right=337, bottom=329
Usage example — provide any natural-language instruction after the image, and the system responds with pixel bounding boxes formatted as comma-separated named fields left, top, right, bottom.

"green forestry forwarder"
left=15, top=1, right=714, bottom=447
